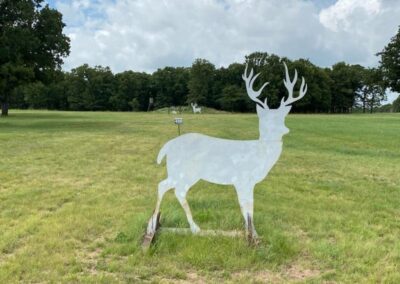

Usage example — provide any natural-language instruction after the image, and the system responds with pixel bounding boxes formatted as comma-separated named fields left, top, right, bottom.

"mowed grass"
left=0, top=110, right=399, bottom=283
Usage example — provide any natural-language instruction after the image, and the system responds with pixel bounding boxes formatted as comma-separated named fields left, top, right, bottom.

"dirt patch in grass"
left=230, top=264, right=320, bottom=283
left=85, top=248, right=102, bottom=275
left=284, top=264, right=320, bottom=280
left=231, top=270, right=283, bottom=283
left=156, top=271, right=208, bottom=283
left=77, top=235, right=109, bottom=275
left=185, top=272, right=208, bottom=283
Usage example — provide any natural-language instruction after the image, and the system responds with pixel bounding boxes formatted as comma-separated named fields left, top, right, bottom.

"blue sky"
left=44, top=0, right=400, bottom=103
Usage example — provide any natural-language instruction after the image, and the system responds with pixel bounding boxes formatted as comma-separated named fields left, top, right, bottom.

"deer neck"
left=258, top=125, right=283, bottom=143
left=259, top=134, right=283, bottom=143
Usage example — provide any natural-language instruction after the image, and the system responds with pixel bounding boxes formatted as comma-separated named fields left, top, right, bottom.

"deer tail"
left=157, top=141, right=170, bottom=164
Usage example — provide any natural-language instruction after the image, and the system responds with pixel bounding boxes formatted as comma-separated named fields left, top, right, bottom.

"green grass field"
left=0, top=110, right=399, bottom=283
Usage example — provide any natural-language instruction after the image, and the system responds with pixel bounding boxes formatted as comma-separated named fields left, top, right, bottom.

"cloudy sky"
left=46, top=0, right=400, bottom=102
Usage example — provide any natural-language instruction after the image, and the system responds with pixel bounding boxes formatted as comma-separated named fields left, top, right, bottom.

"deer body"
left=158, top=133, right=283, bottom=186
left=147, top=62, right=307, bottom=238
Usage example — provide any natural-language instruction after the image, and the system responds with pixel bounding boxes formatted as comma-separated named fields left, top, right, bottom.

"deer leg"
left=235, top=185, right=258, bottom=239
left=146, top=179, right=173, bottom=234
left=175, top=187, right=200, bottom=234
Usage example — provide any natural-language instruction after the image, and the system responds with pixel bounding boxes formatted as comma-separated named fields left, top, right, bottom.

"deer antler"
left=242, top=64, right=269, bottom=109
left=280, top=62, right=307, bottom=107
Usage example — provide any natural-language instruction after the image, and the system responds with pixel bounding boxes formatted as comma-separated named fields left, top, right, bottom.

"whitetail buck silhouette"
left=147, top=62, right=307, bottom=239
left=191, top=102, right=202, bottom=113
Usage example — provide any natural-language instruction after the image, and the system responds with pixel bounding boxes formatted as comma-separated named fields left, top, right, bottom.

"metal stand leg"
left=142, top=211, right=161, bottom=250
left=247, top=213, right=260, bottom=246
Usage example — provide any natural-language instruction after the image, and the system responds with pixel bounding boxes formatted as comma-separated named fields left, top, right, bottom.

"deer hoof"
left=252, top=230, right=259, bottom=239
left=190, top=224, right=201, bottom=234
left=247, top=231, right=261, bottom=245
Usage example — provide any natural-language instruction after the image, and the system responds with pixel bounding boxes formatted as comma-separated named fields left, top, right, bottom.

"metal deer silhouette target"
left=191, top=102, right=202, bottom=114
left=145, top=62, right=307, bottom=244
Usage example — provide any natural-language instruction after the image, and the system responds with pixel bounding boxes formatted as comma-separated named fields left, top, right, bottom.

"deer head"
left=242, top=62, right=307, bottom=141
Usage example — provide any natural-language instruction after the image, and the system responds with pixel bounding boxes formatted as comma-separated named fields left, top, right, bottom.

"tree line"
left=1, top=0, right=400, bottom=116
left=6, top=54, right=391, bottom=114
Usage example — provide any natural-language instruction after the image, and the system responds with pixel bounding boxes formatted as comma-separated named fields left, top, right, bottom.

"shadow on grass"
left=0, top=112, right=119, bottom=133
left=2, top=111, right=86, bottom=120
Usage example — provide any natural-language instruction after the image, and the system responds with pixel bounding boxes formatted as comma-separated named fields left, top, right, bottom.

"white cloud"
left=383, top=91, right=399, bottom=104
left=317, top=0, right=400, bottom=67
left=54, top=0, right=400, bottom=73
left=319, top=0, right=381, bottom=32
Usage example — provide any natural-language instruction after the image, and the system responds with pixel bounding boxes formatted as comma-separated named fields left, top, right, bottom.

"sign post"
left=174, top=117, right=183, bottom=136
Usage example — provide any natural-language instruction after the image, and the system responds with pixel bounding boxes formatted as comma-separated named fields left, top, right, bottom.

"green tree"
left=21, top=81, right=47, bottom=108
left=377, top=103, right=393, bottom=113
left=66, top=65, right=93, bottom=110
left=89, top=66, right=114, bottom=110
left=112, top=71, right=151, bottom=111
left=45, top=70, right=69, bottom=110
left=356, top=68, right=386, bottom=113
left=151, top=67, right=189, bottom=108
left=378, top=26, right=400, bottom=93
left=290, top=59, right=332, bottom=113
left=66, top=64, right=114, bottom=111
left=0, top=0, right=70, bottom=116
left=212, top=63, right=245, bottom=110
left=111, top=71, right=137, bottom=111
left=245, top=52, right=286, bottom=109
left=0, top=64, right=33, bottom=111
left=217, top=85, right=250, bottom=112
left=188, top=59, right=215, bottom=106
left=329, top=62, right=363, bottom=113
left=392, top=96, right=400, bottom=112
left=245, top=51, right=269, bottom=68
left=220, top=63, right=244, bottom=87
left=23, top=69, right=68, bottom=110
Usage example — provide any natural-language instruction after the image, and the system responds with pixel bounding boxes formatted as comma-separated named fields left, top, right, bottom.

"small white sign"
left=174, top=118, right=183, bottom=125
